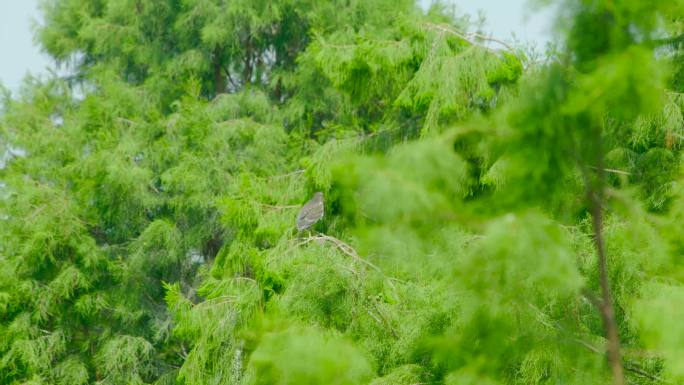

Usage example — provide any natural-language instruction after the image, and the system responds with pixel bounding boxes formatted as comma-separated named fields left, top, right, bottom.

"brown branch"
left=587, top=137, right=625, bottom=385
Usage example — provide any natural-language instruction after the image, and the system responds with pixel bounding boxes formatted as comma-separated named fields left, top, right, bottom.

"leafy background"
left=2, top=1, right=684, bottom=384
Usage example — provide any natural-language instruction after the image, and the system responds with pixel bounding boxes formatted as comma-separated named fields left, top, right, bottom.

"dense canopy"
left=2, top=0, right=684, bottom=384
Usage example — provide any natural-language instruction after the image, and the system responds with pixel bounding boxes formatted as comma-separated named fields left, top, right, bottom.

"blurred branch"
left=588, top=166, right=631, bottom=176
left=528, top=302, right=667, bottom=384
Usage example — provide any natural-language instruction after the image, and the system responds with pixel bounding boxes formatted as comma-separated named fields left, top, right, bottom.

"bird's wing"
left=296, top=202, right=324, bottom=230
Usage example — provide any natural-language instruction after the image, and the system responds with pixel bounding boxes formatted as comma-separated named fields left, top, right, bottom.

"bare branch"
left=424, top=23, right=517, bottom=53
left=304, top=233, right=383, bottom=273
left=588, top=166, right=632, bottom=176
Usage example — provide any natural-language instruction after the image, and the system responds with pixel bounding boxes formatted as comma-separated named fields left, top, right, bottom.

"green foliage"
left=3, top=0, right=684, bottom=384
left=632, top=282, right=684, bottom=381
left=246, top=326, right=374, bottom=385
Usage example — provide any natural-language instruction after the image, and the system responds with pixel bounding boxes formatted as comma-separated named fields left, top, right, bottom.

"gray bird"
left=296, top=192, right=324, bottom=231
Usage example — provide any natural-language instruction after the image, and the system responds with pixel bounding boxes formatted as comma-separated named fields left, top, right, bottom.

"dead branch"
left=302, top=233, right=383, bottom=273
left=424, top=22, right=517, bottom=53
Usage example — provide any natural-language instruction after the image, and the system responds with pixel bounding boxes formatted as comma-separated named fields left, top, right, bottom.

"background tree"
left=2, top=0, right=684, bottom=385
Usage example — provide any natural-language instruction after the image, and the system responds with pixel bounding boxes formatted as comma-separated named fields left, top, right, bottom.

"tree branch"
left=299, top=233, right=383, bottom=273
left=222, top=63, right=239, bottom=92
left=587, top=136, right=626, bottom=385
left=424, top=23, right=517, bottom=54
left=529, top=302, right=666, bottom=384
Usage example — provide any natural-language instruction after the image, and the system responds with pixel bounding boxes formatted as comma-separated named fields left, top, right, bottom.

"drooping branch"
left=298, top=233, right=383, bottom=273
left=424, top=22, right=518, bottom=55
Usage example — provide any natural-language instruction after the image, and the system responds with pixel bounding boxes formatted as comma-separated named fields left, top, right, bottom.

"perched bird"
left=296, top=192, right=324, bottom=231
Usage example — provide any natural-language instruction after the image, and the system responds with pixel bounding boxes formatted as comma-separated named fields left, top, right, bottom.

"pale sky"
left=0, top=0, right=50, bottom=93
left=450, top=0, right=555, bottom=47
left=0, top=0, right=555, bottom=93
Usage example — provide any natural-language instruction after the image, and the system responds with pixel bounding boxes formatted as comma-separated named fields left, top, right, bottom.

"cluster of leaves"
left=2, top=0, right=684, bottom=384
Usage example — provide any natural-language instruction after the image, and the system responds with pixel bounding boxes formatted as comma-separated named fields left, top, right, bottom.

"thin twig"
left=148, top=181, right=160, bottom=193
left=115, top=117, right=136, bottom=126
left=582, top=288, right=603, bottom=309
left=623, top=362, right=668, bottom=384
left=230, top=276, right=258, bottom=284
left=25, top=204, right=47, bottom=222
left=339, top=264, right=361, bottom=280
left=366, top=307, right=385, bottom=328
left=528, top=302, right=602, bottom=354
left=194, top=295, right=239, bottom=308
left=588, top=166, right=632, bottom=176
left=263, top=169, right=305, bottom=180
left=369, top=300, right=399, bottom=338
left=222, top=64, right=239, bottom=91
left=256, top=202, right=300, bottom=210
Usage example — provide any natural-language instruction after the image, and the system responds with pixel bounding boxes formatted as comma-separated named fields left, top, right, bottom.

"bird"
left=296, top=192, right=324, bottom=231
